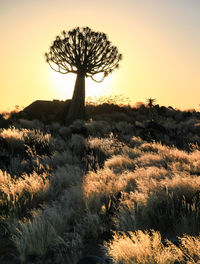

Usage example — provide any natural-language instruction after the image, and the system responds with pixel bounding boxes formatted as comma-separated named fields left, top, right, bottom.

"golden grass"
left=1, top=124, right=200, bottom=262
left=104, top=230, right=183, bottom=264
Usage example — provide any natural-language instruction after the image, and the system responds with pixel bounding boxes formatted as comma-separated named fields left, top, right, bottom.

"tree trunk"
left=67, top=73, right=85, bottom=122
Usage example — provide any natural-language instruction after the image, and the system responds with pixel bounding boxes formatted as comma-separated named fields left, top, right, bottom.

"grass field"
left=0, top=101, right=200, bottom=263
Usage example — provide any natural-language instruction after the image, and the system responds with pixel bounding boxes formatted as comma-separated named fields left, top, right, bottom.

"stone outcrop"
left=19, top=99, right=71, bottom=121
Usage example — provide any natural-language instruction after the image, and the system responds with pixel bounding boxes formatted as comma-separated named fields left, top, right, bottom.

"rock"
left=21, top=99, right=71, bottom=121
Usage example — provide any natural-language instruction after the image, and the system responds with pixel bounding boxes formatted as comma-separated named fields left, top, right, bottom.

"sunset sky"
left=1, top=0, right=200, bottom=111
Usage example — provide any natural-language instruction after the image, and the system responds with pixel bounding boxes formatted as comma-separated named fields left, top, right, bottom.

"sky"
left=0, top=0, right=200, bottom=111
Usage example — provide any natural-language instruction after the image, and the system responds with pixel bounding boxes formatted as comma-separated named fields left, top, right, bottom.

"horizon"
left=1, top=0, right=200, bottom=111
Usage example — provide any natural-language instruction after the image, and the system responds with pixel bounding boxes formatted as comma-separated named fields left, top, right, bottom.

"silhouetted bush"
left=0, top=114, right=9, bottom=128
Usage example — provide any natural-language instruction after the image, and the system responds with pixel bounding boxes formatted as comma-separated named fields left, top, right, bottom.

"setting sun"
left=48, top=69, right=114, bottom=101
left=1, top=0, right=200, bottom=111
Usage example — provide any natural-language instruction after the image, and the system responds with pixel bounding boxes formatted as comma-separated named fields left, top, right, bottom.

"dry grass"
left=1, top=120, right=200, bottom=263
left=104, top=230, right=183, bottom=264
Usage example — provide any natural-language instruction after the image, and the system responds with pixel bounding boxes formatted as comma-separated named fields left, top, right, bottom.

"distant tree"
left=45, top=27, right=122, bottom=122
left=146, top=98, right=156, bottom=121
left=147, top=98, right=156, bottom=108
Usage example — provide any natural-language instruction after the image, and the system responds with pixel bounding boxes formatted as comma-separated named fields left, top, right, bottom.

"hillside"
left=0, top=102, right=200, bottom=263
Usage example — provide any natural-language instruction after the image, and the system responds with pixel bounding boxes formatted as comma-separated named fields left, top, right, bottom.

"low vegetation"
left=0, top=100, right=200, bottom=263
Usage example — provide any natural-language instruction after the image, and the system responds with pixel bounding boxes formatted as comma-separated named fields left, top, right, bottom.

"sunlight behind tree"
left=45, top=26, right=122, bottom=122
left=48, top=70, right=114, bottom=100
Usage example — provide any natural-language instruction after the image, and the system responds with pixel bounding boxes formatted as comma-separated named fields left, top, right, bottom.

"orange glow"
left=0, top=0, right=200, bottom=111
left=48, top=71, right=114, bottom=100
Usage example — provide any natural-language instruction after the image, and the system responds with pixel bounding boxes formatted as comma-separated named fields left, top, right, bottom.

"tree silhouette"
left=45, top=27, right=122, bottom=122
left=147, top=98, right=156, bottom=108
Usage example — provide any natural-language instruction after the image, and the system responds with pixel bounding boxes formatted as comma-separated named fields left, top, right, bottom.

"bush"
left=104, top=230, right=183, bottom=264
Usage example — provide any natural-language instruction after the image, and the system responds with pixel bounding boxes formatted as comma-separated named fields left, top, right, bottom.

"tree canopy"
left=45, top=26, right=122, bottom=82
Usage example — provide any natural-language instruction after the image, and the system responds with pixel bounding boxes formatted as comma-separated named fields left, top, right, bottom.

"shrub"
left=104, top=230, right=183, bottom=264
left=179, top=234, right=200, bottom=263
left=104, top=155, right=135, bottom=172
left=86, top=120, right=111, bottom=137
left=0, top=170, right=50, bottom=218
left=12, top=217, right=62, bottom=263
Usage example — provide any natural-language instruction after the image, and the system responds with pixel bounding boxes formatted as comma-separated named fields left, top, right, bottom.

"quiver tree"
left=45, top=27, right=122, bottom=122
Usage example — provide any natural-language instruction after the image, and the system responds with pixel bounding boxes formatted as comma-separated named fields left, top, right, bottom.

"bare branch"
left=45, top=27, right=122, bottom=79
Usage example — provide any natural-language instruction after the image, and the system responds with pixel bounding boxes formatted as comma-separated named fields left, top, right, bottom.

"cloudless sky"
left=0, top=0, right=200, bottom=110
